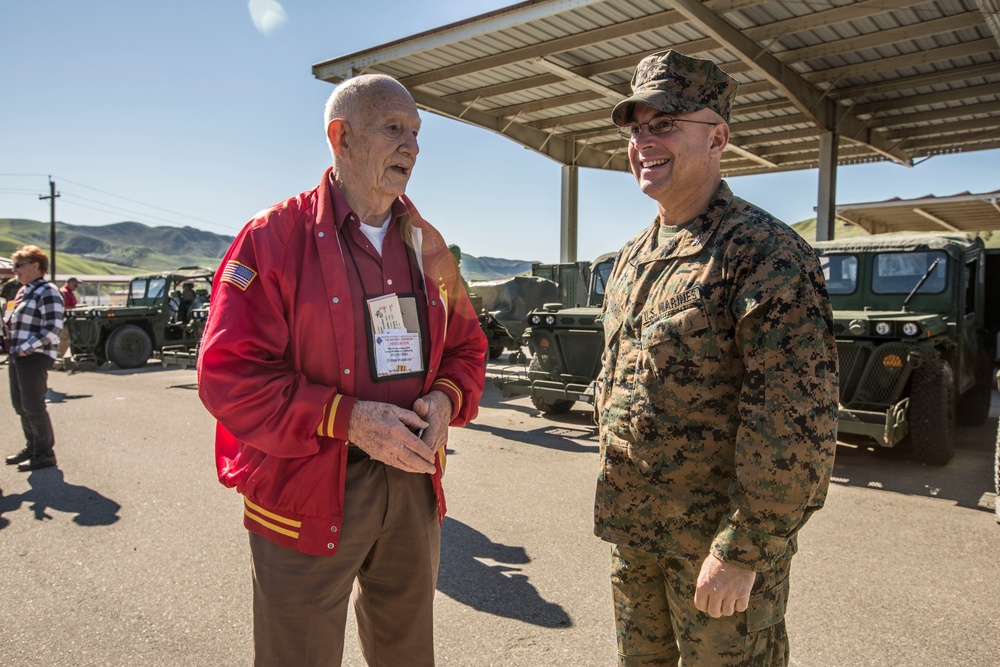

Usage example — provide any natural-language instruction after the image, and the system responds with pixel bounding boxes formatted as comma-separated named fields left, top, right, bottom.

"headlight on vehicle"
left=902, top=323, right=919, bottom=337
left=544, top=315, right=556, bottom=325
left=875, top=322, right=891, bottom=335
left=530, top=314, right=541, bottom=325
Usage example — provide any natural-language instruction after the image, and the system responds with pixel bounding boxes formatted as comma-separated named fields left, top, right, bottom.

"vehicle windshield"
left=589, top=259, right=615, bottom=306
left=819, top=254, right=858, bottom=295
left=872, top=251, right=947, bottom=294
left=127, top=277, right=168, bottom=307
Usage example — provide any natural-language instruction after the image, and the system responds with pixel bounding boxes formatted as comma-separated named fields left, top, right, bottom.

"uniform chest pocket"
left=640, top=304, right=722, bottom=384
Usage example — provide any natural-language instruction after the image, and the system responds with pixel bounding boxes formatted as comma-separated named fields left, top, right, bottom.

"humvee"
left=812, top=233, right=999, bottom=465
left=159, top=304, right=209, bottom=370
left=65, top=266, right=213, bottom=369
left=494, top=252, right=616, bottom=414
left=995, top=369, right=1000, bottom=523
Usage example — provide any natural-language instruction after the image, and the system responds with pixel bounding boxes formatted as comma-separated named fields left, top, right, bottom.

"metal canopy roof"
left=834, top=188, right=1000, bottom=233
left=313, top=0, right=1000, bottom=178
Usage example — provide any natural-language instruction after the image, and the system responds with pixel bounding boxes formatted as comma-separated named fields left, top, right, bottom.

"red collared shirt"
left=328, top=178, right=429, bottom=409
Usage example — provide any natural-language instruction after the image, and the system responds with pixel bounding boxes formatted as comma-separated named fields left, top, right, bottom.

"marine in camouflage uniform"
left=595, top=50, right=839, bottom=666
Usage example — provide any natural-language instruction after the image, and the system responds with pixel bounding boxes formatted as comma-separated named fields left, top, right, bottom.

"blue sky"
left=2, top=1, right=998, bottom=264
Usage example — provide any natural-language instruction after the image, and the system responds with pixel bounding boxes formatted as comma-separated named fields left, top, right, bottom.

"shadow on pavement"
left=438, top=516, right=572, bottom=628
left=831, top=416, right=997, bottom=511
left=465, top=421, right=598, bottom=454
left=44, top=389, right=93, bottom=403
left=0, top=468, right=121, bottom=527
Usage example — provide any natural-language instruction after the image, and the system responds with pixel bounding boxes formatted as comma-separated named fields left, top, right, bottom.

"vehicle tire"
left=994, top=418, right=1000, bottom=522
left=955, top=353, right=992, bottom=426
left=105, top=324, right=153, bottom=369
left=489, top=345, right=504, bottom=360
left=528, top=357, right=573, bottom=415
left=907, top=358, right=955, bottom=466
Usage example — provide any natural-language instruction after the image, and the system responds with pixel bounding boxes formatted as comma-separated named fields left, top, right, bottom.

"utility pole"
left=39, top=177, right=60, bottom=281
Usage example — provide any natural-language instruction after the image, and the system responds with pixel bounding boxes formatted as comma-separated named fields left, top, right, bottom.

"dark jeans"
left=8, top=353, right=55, bottom=457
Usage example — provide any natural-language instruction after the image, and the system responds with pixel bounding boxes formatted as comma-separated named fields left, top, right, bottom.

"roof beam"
left=773, top=12, right=984, bottom=64
left=406, top=88, right=628, bottom=171
left=396, top=9, right=688, bottom=89
left=853, top=83, right=1000, bottom=116
left=869, top=100, right=1000, bottom=129
left=664, top=0, right=912, bottom=165
left=531, top=57, right=622, bottom=100
left=313, top=0, right=610, bottom=82
left=802, top=39, right=997, bottom=84
left=830, top=63, right=1000, bottom=101
left=912, top=208, right=962, bottom=232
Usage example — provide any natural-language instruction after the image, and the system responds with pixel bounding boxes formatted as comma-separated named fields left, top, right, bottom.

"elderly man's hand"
left=412, top=390, right=453, bottom=455
left=348, top=401, right=435, bottom=474
left=694, top=553, right=756, bottom=618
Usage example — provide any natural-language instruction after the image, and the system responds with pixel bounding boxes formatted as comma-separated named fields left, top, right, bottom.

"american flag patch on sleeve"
left=220, top=261, right=257, bottom=291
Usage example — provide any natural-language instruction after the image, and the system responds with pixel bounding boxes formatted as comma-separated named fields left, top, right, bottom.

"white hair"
left=323, top=74, right=408, bottom=157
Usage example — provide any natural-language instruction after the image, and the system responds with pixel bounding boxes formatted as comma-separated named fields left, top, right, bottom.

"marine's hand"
left=694, top=553, right=756, bottom=618
left=412, top=390, right=452, bottom=455
left=348, top=400, right=435, bottom=474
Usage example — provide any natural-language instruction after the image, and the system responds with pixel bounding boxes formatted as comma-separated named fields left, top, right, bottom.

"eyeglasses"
left=618, top=117, right=721, bottom=141
left=13, top=261, right=33, bottom=269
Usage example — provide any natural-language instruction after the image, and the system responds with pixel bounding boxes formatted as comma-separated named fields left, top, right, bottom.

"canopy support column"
left=560, top=164, right=579, bottom=262
left=816, top=130, right=839, bottom=241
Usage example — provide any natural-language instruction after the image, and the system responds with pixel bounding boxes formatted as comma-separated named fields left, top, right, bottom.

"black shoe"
left=17, top=454, right=57, bottom=472
left=5, top=448, right=31, bottom=465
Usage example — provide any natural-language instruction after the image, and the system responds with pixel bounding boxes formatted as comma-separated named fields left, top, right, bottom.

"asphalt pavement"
left=1, top=359, right=997, bottom=666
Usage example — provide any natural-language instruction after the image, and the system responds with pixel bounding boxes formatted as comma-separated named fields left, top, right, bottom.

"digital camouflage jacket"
left=594, top=181, right=838, bottom=572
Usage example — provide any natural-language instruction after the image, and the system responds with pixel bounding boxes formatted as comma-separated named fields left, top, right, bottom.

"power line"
left=54, top=176, right=234, bottom=232
left=60, top=193, right=209, bottom=228
left=0, top=173, right=237, bottom=233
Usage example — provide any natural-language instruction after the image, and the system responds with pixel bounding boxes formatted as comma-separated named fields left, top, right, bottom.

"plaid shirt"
left=3, top=278, right=64, bottom=360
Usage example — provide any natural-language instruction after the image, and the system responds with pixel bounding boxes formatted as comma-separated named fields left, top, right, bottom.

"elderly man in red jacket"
left=198, top=74, right=487, bottom=667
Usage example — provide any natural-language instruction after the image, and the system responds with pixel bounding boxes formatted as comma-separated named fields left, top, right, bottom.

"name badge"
left=366, top=293, right=426, bottom=380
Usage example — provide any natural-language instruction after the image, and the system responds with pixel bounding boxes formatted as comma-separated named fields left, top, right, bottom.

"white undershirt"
left=358, top=214, right=392, bottom=256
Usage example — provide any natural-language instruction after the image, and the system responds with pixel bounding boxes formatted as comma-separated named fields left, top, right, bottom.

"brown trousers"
left=249, top=458, right=441, bottom=667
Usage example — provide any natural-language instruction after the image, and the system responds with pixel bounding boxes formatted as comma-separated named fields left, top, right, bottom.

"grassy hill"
left=789, top=217, right=1000, bottom=248
left=0, top=218, right=232, bottom=274
left=1, top=217, right=535, bottom=280
left=788, top=218, right=872, bottom=242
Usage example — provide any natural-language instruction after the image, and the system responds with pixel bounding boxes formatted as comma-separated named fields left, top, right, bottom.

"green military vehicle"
left=494, top=252, right=616, bottom=414
left=813, top=233, right=999, bottom=465
left=65, top=266, right=213, bottom=370
left=994, top=368, right=1000, bottom=523
left=159, top=304, right=210, bottom=370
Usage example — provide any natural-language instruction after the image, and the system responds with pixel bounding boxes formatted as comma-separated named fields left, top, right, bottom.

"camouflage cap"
left=611, top=50, right=739, bottom=126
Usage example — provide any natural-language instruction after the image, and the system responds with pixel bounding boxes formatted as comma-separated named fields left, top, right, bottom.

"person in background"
left=4, top=245, right=64, bottom=472
left=197, top=73, right=487, bottom=667
left=56, top=277, right=80, bottom=359
left=594, top=50, right=839, bottom=666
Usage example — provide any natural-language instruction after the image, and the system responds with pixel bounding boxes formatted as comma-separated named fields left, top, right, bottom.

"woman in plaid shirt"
left=4, top=245, right=63, bottom=472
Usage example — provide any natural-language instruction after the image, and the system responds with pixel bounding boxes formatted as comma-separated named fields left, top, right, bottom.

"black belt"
left=346, top=443, right=370, bottom=462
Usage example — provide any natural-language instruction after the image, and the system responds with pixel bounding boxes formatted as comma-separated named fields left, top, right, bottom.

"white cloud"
left=248, top=0, right=288, bottom=36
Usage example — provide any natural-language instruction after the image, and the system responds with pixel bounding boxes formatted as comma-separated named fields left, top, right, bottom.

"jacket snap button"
left=331, top=526, right=338, bottom=533
left=327, top=543, right=335, bottom=549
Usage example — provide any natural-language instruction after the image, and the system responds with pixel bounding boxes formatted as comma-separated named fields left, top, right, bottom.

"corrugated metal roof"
left=313, top=0, right=1000, bottom=177
left=834, top=189, right=1000, bottom=233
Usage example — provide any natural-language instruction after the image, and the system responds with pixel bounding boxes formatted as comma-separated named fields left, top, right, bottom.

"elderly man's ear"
left=328, top=119, right=349, bottom=158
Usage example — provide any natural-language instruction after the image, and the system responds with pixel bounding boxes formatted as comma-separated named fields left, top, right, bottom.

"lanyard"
left=339, top=222, right=423, bottom=299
